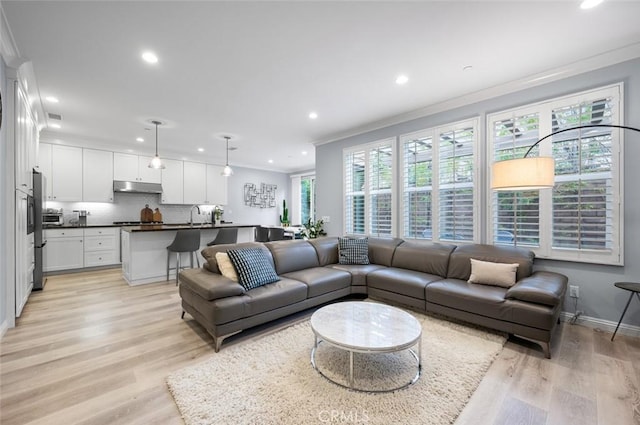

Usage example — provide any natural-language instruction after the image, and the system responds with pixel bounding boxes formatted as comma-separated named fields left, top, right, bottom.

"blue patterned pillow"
left=338, top=237, right=370, bottom=265
left=227, top=248, right=280, bottom=290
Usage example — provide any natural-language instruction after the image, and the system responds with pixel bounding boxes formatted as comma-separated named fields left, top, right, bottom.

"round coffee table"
left=310, top=301, right=422, bottom=393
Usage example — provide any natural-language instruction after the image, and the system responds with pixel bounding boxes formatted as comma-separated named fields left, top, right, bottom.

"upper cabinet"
left=160, top=159, right=184, bottom=204
left=206, top=164, right=228, bottom=205
left=15, top=82, right=38, bottom=194
left=83, top=149, right=114, bottom=202
left=38, top=144, right=83, bottom=202
left=113, top=153, right=161, bottom=184
left=183, top=161, right=207, bottom=205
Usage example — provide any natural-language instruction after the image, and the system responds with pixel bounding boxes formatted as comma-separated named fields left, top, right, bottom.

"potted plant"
left=213, top=206, right=223, bottom=225
left=302, top=218, right=326, bottom=239
left=279, top=200, right=290, bottom=227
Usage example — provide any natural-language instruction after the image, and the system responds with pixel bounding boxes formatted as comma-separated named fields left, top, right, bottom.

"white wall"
left=316, top=57, right=640, bottom=329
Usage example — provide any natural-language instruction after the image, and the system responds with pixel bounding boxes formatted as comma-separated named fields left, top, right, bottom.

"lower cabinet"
left=44, top=227, right=121, bottom=272
left=44, top=228, right=84, bottom=272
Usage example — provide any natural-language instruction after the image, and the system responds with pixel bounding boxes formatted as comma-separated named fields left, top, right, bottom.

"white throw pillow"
left=468, top=258, right=519, bottom=288
left=215, top=252, right=238, bottom=282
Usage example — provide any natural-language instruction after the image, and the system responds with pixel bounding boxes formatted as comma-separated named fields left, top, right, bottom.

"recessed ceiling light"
left=197, top=148, right=204, bottom=152
left=268, top=159, right=274, bottom=164
left=309, top=112, right=318, bottom=120
left=142, top=51, right=158, bottom=64
left=136, top=137, right=144, bottom=142
left=49, top=123, right=61, bottom=129
left=396, top=75, right=409, bottom=85
left=580, top=0, right=603, bottom=9
left=462, top=65, right=473, bottom=71
left=45, top=96, right=59, bottom=103
left=302, top=151, right=308, bottom=156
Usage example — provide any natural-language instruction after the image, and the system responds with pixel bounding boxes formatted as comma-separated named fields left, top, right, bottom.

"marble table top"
left=310, top=302, right=422, bottom=352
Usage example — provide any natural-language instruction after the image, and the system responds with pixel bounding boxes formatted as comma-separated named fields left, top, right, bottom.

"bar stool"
left=207, top=228, right=238, bottom=246
left=167, top=229, right=201, bottom=285
left=255, top=226, right=269, bottom=242
left=268, top=227, right=285, bottom=241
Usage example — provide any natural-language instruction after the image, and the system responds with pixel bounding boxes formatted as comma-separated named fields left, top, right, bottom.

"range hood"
left=113, top=180, right=163, bottom=194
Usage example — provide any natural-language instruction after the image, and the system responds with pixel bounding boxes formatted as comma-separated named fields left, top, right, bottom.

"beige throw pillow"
left=215, top=252, right=239, bottom=282
left=468, top=258, right=519, bottom=288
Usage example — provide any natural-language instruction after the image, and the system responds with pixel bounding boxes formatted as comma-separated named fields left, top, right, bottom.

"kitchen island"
left=120, top=223, right=257, bottom=286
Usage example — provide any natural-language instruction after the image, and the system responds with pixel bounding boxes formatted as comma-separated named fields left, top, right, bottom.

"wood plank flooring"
left=1, top=268, right=639, bottom=425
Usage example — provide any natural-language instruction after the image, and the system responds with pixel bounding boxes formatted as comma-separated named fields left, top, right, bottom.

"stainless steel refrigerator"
left=33, top=171, right=47, bottom=290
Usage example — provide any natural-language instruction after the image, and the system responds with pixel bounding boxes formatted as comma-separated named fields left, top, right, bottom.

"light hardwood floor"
left=1, top=268, right=639, bottom=425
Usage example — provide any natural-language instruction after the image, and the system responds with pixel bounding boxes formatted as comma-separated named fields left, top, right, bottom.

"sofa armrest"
left=505, top=271, right=568, bottom=307
left=179, top=268, right=245, bottom=301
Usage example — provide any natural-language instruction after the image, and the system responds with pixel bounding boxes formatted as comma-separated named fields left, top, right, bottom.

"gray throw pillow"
left=227, top=248, right=279, bottom=290
left=338, top=237, right=370, bottom=265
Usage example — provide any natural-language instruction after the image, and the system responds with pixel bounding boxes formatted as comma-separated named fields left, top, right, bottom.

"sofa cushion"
left=426, top=278, right=509, bottom=319
left=283, top=267, right=351, bottom=298
left=338, top=237, right=370, bottom=265
left=201, top=242, right=268, bottom=274
left=227, top=248, right=280, bottom=291
left=179, top=268, right=245, bottom=301
left=391, top=241, right=455, bottom=276
left=468, top=258, right=519, bottom=288
left=243, top=277, right=308, bottom=316
left=267, top=240, right=320, bottom=274
left=447, top=244, right=534, bottom=282
left=309, top=237, right=339, bottom=266
left=327, top=263, right=387, bottom=286
left=368, top=268, right=443, bottom=300
left=368, top=237, right=404, bottom=266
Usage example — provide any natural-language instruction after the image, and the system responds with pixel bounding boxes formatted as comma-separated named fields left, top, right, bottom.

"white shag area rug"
left=167, top=308, right=506, bottom=425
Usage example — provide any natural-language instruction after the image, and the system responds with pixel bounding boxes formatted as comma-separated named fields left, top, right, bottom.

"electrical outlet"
left=322, top=216, right=330, bottom=223
left=569, top=285, right=580, bottom=298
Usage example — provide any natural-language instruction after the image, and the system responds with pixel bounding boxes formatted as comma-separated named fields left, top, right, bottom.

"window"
left=344, top=139, right=395, bottom=236
left=400, top=119, right=479, bottom=242
left=291, top=174, right=315, bottom=226
left=488, top=84, right=623, bottom=264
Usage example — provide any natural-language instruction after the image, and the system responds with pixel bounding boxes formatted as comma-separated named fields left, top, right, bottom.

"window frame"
left=487, top=83, right=624, bottom=265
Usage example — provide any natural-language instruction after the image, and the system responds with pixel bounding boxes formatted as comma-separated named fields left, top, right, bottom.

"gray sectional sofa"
left=178, top=237, right=568, bottom=358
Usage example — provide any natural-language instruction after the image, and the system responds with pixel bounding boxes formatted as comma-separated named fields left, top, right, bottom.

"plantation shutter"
left=551, top=97, right=615, bottom=251
left=491, top=113, right=541, bottom=246
left=344, top=150, right=366, bottom=235
left=402, top=136, right=433, bottom=239
left=438, top=127, right=475, bottom=242
left=369, top=144, right=393, bottom=236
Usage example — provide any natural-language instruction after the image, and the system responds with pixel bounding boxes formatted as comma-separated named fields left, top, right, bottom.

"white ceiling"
left=3, top=1, right=640, bottom=173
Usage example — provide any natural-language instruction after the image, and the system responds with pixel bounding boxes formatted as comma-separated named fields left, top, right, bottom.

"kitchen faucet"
left=189, top=205, right=201, bottom=227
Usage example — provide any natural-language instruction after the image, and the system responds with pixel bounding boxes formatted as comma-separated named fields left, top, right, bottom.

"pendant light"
left=148, top=120, right=165, bottom=169
left=221, top=136, right=233, bottom=177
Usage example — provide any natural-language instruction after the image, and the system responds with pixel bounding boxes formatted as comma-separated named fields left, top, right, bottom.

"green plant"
left=302, top=218, right=326, bottom=239
left=279, top=199, right=289, bottom=226
left=214, top=206, right=223, bottom=221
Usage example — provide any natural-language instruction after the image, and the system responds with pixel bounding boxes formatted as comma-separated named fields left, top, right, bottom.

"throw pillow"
left=468, top=258, right=519, bottom=288
left=338, top=237, right=370, bottom=265
left=227, top=248, right=279, bottom=291
left=215, top=252, right=238, bottom=282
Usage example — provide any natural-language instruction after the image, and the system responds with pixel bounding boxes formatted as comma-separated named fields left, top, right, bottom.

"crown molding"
left=0, top=4, right=23, bottom=67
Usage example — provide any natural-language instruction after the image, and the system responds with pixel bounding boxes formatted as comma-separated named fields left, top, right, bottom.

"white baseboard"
left=560, top=312, right=640, bottom=338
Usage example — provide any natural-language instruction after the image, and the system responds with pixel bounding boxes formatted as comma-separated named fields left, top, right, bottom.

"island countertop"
left=121, top=223, right=259, bottom=232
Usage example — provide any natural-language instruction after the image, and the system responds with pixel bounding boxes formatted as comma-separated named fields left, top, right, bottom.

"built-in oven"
left=26, top=194, right=35, bottom=234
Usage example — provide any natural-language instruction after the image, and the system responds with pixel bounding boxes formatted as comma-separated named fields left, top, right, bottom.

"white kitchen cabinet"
left=113, top=153, right=161, bottom=184
left=15, top=84, right=37, bottom=194
left=15, top=192, right=34, bottom=317
left=161, top=159, right=184, bottom=204
left=43, top=228, right=84, bottom=272
left=48, top=145, right=83, bottom=201
left=206, top=164, right=228, bottom=205
left=83, top=149, right=114, bottom=202
left=37, top=143, right=53, bottom=199
left=84, top=227, right=120, bottom=267
left=183, top=161, right=207, bottom=204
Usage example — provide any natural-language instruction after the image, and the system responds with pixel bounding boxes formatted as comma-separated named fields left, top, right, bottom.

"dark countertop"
left=122, top=223, right=258, bottom=233
left=43, top=224, right=123, bottom=229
